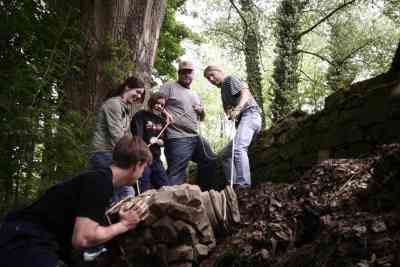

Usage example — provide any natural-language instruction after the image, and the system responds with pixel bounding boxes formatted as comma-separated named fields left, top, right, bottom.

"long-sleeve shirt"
left=131, top=110, right=166, bottom=159
left=92, top=97, right=134, bottom=152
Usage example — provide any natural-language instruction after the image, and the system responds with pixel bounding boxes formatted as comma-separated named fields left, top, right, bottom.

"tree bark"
left=390, top=40, right=400, bottom=72
left=65, top=0, right=166, bottom=115
left=127, top=0, right=166, bottom=87
left=229, top=0, right=266, bottom=125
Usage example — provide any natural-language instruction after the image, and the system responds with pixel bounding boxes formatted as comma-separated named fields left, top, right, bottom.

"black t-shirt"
left=6, top=167, right=113, bottom=254
left=131, top=110, right=166, bottom=158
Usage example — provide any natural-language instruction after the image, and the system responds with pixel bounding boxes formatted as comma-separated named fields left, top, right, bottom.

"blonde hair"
left=203, top=65, right=223, bottom=77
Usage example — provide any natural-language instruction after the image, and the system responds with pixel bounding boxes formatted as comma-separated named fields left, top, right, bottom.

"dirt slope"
left=201, top=144, right=400, bottom=267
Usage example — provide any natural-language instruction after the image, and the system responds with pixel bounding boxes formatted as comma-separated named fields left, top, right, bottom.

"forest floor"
left=200, top=144, right=400, bottom=267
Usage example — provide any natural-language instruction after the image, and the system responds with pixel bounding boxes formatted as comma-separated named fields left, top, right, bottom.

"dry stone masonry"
left=251, top=71, right=400, bottom=183
left=106, top=184, right=240, bottom=267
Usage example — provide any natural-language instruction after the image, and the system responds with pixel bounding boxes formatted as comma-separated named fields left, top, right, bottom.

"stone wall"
left=251, top=70, right=400, bottom=183
left=107, top=184, right=240, bottom=267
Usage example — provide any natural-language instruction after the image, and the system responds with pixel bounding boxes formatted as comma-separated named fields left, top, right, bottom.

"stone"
left=200, top=192, right=219, bottom=234
left=209, top=190, right=224, bottom=230
left=152, top=216, right=178, bottom=244
left=260, top=249, right=270, bottom=260
left=347, top=143, right=372, bottom=157
left=318, top=149, right=330, bottom=161
left=194, top=244, right=209, bottom=258
left=388, top=104, right=400, bottom=120
left=279, top=141, right=303, bottom=160
left=277, top=132, right=290, bottom=144
left=174, top=220, right=199, bottom=245
left=169, top=262, right=193, bottom=267
left=264, top=134, right=275, bottom=147
left=269, top=166, right=293, bottom=183
left=356, top=260, right=370, bottom=267
left=370, top=220, right=387, bottom=233
left=106, top=184, right=240, bottom=266
left=154, top=244, right=169, bottom=266
left=168, top=245, right=194, bottom=262
left=224, top=186, right=241, bottom=224
left=258, top=147, right=281, bottom=163
left=342, top=125, right=364, bottom=144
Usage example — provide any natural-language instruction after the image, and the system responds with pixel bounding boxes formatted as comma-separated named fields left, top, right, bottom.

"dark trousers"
left=139, top=158, right=169, bottom=192
left=0, top=221, right=59, bottom=267
left=165, top=136, right=217, bottom=190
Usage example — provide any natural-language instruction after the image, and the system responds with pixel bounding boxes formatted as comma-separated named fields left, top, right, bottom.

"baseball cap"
left=178, top=61, right=194, bottom=71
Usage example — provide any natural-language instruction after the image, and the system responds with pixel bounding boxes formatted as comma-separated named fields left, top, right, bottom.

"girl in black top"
left=131, top=92, right=173, bottom=191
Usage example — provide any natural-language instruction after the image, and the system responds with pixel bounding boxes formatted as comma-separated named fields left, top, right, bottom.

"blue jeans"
left=138, top=158, right=169, bottom=192
left=89, top=151, right=135, bottom=203
left=221, top=109, right=262, bottom=187
left=165, top=136, right=217, bottom=190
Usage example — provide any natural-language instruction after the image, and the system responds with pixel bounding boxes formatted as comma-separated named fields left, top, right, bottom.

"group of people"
left=0, top=61, right=262, bottom=267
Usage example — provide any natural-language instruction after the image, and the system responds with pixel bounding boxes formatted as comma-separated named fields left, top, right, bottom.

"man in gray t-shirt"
left=159, top=61, right=216, bottom=188
left=204, top=65, right=262, bottom=188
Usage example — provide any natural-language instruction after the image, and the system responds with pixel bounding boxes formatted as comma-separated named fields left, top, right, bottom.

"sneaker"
left=83, top=246, right=108, bottom=262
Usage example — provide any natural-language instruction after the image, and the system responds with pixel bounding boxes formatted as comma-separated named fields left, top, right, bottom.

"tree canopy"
left=0, top=0, right=399, bottom=216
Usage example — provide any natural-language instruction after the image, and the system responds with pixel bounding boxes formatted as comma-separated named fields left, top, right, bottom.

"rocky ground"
left=200, top=144, right=400, bottom=267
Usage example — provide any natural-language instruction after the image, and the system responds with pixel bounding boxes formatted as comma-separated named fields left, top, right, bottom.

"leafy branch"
left=297, top=0, right=357, bottom=40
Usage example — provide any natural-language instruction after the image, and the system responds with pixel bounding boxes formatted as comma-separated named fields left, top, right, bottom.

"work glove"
left=192, top=104, right=204, bottom=115
left=228, top=107, right=241, bottom=120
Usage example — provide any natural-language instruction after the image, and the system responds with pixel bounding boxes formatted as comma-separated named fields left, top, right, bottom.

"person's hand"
left=118, top=200, right=149, bottom=231
left=228, top=107, right=241, bottom=120
left=157, top=139, right=164, bottom=146
left=145, top=121, right=154, bottom=130
left=149, top=137, right=158, bottom=144
left=162, top=109, right=175, bottom=124
left=192, top=104, right=204, bottom=115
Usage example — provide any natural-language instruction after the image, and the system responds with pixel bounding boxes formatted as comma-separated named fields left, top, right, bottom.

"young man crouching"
left=0, top=136, right=152, bottom=267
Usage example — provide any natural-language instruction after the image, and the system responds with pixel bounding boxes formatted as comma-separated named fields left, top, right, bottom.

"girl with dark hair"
left=105, top=76, right=145, bottom=102
left=131, top=92, right=174, bottom=192
left=90, top=76, right=146, bottom=200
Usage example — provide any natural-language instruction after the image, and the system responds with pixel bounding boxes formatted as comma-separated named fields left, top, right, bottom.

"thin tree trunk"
left=270, top=0, right=307, bottom=122
left=230, top=0, right=266, bottom=126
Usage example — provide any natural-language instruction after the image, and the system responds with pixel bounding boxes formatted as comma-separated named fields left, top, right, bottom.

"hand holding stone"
left=119, top=200, right=149, bottom=230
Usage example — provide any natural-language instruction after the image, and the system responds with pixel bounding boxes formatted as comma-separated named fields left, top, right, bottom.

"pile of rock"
left=107, top=184, right=240, bottom=267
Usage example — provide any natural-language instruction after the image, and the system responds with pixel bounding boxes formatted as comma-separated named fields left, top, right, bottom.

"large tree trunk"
left=65, top=0, right=166, bottom=115
left=127, top=0, right=166, bottom=87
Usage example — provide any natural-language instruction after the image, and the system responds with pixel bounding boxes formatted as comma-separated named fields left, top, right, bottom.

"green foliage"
left=326, top=16, right=362, bottom=91
left=270, top=0, right=307, bottom=122
left=298, top=58, right=332, bottom=113
left=155, top=0, right=199, bottom=80
left=383, top=0, right=400, bottom=24
left=39, top=111, right=91, bottom=191
left=0, top=0, right=88, bottom=216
